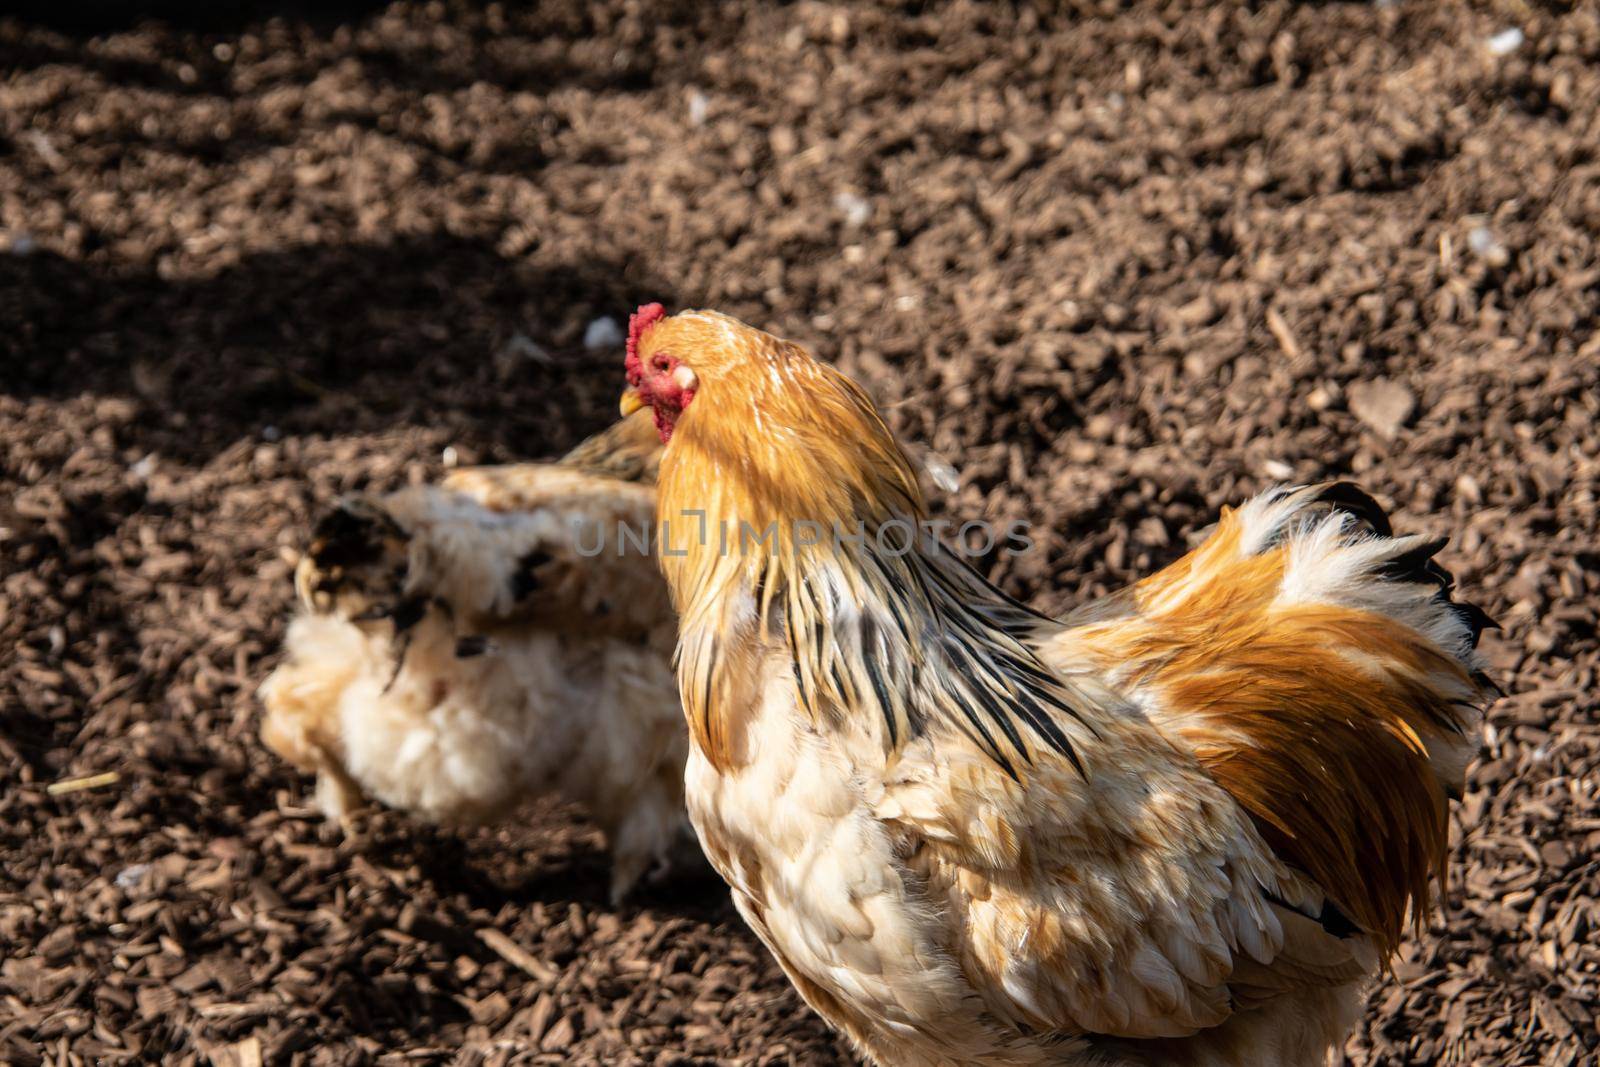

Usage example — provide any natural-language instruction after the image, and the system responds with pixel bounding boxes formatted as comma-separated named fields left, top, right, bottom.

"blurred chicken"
left=259, top=410, right=694, bottom=902
left=621, top=305, right=1496, bottom=1065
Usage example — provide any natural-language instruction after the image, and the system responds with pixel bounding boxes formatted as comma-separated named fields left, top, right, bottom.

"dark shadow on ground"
left=3, top=1, right=394, bottom=36
left=2, top=1, right=737, bottom=99
left=0, top=239, right=676, bottom=464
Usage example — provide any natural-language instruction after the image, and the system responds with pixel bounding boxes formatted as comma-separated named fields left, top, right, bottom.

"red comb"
left=626, top=303, right=666, bottom=368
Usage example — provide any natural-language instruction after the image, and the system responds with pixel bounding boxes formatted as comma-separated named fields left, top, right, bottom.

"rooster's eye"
left=653, top=355, right=671, bottom=371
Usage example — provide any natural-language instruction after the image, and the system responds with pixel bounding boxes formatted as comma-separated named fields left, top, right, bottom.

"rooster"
left=258, top=410, right=695, bottom=903
left=620, top=304, right=1496, bottom=1065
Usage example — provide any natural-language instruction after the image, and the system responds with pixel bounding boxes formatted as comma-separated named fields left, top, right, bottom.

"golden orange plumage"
left=627, top=308, right=1495, bottom=1065
left=1054, top=492, right=1487, bottom=955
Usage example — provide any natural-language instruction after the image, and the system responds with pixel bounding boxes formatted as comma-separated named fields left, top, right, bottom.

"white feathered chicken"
left=258, top=410, right=694, bottom=902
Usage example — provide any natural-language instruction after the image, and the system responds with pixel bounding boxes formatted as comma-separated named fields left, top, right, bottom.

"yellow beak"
left=619, top=388, right=645, bottom=418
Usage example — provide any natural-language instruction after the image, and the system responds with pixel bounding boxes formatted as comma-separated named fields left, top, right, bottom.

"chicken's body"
left=623, top=308, right=1495, bottom=1064
left=259, top=411, right=695, bottom=902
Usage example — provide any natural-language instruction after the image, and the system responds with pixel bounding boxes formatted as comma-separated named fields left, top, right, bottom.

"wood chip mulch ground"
left=2, top=2, right=1596, bottom=1064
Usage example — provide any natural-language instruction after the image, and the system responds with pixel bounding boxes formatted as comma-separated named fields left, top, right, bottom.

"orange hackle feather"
left=634, top=311, right=927, bottom=771
left=1068, top=506, right=1476, bottom=954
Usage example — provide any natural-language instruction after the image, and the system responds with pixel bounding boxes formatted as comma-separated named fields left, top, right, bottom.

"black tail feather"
left=1310, top=482, right=1499, bottom=660
left=1307, top=481, right=1395, bottom=538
